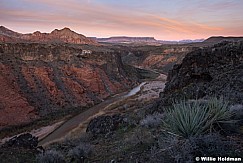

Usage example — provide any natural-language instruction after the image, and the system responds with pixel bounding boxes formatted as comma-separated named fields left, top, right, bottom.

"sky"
left=1, top=0, right=243, bottom=40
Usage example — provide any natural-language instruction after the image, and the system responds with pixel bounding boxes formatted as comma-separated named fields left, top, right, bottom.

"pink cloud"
left=1, top=0, right=242, bottom=40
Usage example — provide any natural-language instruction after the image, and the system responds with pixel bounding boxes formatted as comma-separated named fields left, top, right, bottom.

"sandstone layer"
left=0, top=43, right=136, bottom=128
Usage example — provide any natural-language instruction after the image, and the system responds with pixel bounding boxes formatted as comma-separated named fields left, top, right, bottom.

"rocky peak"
left=0, top=26, right=22, bottom=37
left=51, top=27, right=74, bottom=34
left=33, top=31, right=42, bottom=36
left=0, top=26, right=98, bottom=45
left=51, top=27, right=81, bottom=38
left=62, top=27, right=71, bottom=31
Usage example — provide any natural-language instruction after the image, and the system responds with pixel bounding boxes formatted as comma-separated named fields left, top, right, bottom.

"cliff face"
left=122, top=45, right=195, bottom=73
left=159, top=41, right=243, bottom=105
left=0, top=43, right=136, bottom=128
left=0, top=26, right=97, bottom=45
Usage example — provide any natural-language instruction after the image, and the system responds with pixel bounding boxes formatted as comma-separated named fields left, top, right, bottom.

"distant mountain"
left=0, top=26, right=97, bottom=45
left=158, top=39, right=204, bottom=44
left=204, top=36, right=243, bottom=43
left=0, top=26, right=22, bottom=37
left=95, top=36, right=158, bottom=43
left=93, top=37, right=204, bottom=45
left=0, top=26, right=24, bottom=42
left=178, top=39, right=205, bottom=43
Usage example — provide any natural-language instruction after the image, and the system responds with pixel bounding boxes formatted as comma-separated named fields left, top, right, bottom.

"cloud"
left=1, top=0, right=242, bottom=40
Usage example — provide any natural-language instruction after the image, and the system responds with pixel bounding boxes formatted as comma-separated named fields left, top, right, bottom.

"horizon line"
left=2, top=25, right=243, bottom=42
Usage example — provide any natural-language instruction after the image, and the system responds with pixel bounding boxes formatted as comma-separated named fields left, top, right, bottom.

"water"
left=125, top=82, right=146, bottom=97
left=39, top=82, right=146, bottom=146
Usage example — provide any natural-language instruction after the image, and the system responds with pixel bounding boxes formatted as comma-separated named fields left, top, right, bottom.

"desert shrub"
left=140, top=113, right=164, bottom=128
left=150, top=133, right=240, bottom=163
left=163, top=100, right=211, bottom=138
left=164, top=133, right=240, bottom=163
left=68, top=142, right=93, bottom=163
left=207, top=97, right=232, bottom=121
left=36, top=150, right=65, bottom=163
left=163, top=97, right=232, bottom=138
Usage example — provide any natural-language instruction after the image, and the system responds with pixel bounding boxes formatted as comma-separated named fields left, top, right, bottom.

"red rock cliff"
left=0, top=43, right=136, bottom=129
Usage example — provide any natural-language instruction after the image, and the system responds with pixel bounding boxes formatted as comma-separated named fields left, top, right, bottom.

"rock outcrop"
left=158, top=41, right=243, bottom=106
left=0, top=26, right=97, bottom=45
left=86, top=114, right=126, bottom=136
left=204, top=36, right=243, bottom=44
left=2, top=133, right=38, bottom=149
left=122, top=45, right=195, bottom=73
left=0, top=43, right=137, bottom=129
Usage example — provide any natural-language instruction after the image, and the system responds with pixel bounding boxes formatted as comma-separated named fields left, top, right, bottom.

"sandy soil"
left=137, top=81, right=165, bottom=101
left=0, top=121, right=64, bottom=145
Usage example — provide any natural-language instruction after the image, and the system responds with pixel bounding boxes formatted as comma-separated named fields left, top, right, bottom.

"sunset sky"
left=1, top=0, right=243, bottom=40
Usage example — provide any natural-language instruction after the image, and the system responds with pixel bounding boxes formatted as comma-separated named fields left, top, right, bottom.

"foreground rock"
left=2, top=133, right=38, bottom=149
left=86, top=114, right=126, bottom=136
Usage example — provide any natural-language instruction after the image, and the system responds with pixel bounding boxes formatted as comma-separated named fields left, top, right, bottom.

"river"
left=39, top=82, right=146, bottom=146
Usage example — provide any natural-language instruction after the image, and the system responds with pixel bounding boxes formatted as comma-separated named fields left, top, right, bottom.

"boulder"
left=86, top=114, right=126, bottom=136
left=2, top=133, right=38, bottom=149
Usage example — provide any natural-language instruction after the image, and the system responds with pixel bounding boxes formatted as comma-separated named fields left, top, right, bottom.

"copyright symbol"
left=195, top=157, right=200, bottom=161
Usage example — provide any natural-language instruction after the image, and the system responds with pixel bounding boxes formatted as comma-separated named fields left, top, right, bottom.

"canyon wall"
left=0, top=43, right=136, bottom=128
left=158, top=41, right=243, bottom=106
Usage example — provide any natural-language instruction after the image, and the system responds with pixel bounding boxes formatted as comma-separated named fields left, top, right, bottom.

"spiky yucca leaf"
left=207, top=97, right=232, bottom=121
left=163, top=97, right=232, bottom=138
left=164, top=101, right=211, bottom=138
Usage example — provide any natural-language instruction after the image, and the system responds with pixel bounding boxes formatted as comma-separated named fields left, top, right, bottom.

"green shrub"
left=164, top=100, right=210, bottom=138
left=163, top=97, right=232, bottom=138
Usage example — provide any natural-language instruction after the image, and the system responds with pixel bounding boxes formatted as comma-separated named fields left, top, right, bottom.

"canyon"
left=0, top=26, right=242, bottom=163
left=0, top=41, right=139, bottom=129
left=1, top=27, right=241, bottom=131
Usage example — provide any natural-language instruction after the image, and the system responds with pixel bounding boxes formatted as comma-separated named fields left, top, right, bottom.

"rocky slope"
left=204, top=36, right=243, bottom=43
left=122, top=45, right=196, bottom=73
left=159, top=41, right=243, bottom=105
left=0, top=43, right=136, bottom=129
left=0, top=26, right=97, bottom=45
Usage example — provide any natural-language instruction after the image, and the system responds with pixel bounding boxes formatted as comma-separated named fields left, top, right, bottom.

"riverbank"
left=39, top=80, right=165, bottom=147
left=39, top=82, right=147, bottom=146
left=0, top=81, right=142, bottom=145
left=0, top=79, right=165, bottom=147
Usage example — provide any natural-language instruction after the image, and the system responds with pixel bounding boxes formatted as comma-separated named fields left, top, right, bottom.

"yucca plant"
left=207, top=97, right=232, bottom=122
left=163, top=97, right=232, bottom=138
left=164, top=101, right=210, bottom=138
